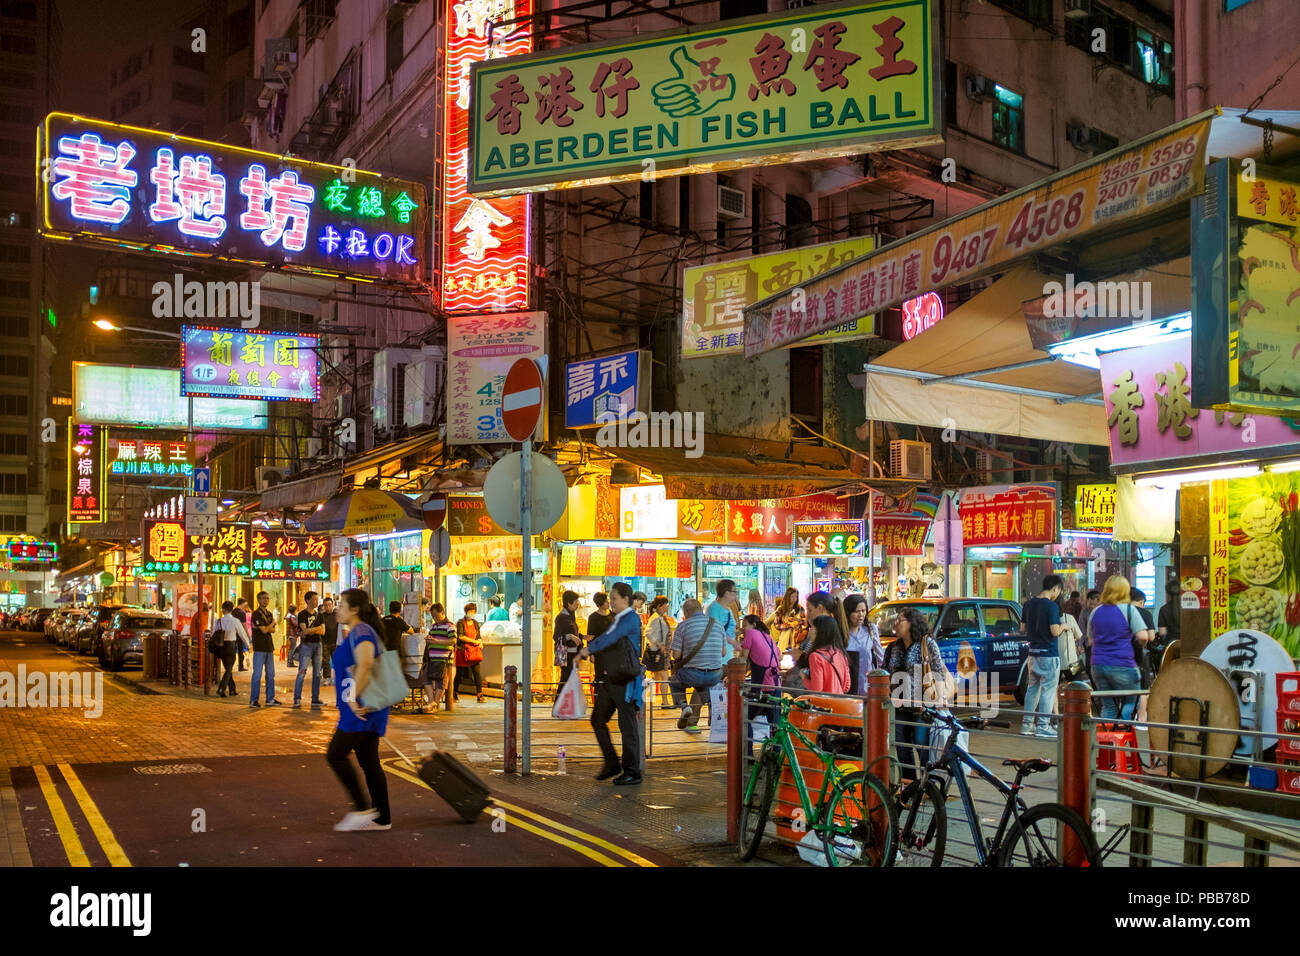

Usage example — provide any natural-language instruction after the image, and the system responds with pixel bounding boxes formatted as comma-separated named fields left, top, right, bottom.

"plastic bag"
left=928, top=710, right=970, bottom=776
left=551, top=667, right=588, bottom=720
left=796, top=829, right=861, bottom=867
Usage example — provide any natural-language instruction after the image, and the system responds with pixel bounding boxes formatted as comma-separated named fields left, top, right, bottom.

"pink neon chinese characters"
left=51, top=133, right=138, bottom=224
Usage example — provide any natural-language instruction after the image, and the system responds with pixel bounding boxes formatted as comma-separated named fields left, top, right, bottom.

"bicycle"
left=738, top=693, right=897, bottom=867
left=894, top=706, right=1103, bottom=867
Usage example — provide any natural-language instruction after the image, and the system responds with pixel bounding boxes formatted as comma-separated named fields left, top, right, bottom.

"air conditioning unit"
left=373, top=347, right=421, bottom=433
left=256, top=466, right=288, bottom=490
left=1064, top=0, right=1092, bottom=19
left=1068, top=124, right=1118, bottom=154
left=404, top=347, right=446, bottom=428
left=274, top=50, right=298, bottom=78
left=890, top=439, right=932, bottom=480
left=304, top=438, right=323, bottom=458
left=335, top=392, right=353, bottom=420
left=717, top=184, right=747, bottom=220
left=965, top=75, right=995, bottom=102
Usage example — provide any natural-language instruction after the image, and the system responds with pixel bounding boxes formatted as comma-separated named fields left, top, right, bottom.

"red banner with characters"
left=726, top=494, right=848, bottom=545
left=873, top=518, right=929, bottom=555
left=957, top=483, right=1058, bottom=547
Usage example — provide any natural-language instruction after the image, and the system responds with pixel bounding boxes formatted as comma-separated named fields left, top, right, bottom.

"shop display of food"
left=1240, top=495, right=1283, bottom=538
left=1240, top=538, right=1286, bottom=586
left=1236, top=586, right=1284, bottom=632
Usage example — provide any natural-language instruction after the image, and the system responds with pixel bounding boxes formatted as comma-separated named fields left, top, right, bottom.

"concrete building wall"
left=1175, top=0, right=1300, bottom=118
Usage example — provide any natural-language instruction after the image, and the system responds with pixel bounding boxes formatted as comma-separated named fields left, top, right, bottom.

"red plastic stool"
left=1096, top=727, right=1142, bottom=776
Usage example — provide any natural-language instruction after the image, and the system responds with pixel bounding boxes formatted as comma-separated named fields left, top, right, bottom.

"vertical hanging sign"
left=440, top=0, right=532, bottom=313
left=1208, top=478, right=1230, bottom=638
left=68, top=421, right=105, bottom=523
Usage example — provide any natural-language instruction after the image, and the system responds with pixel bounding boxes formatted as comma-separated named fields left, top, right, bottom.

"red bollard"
left=1060, top=680, right=1093, bottom=866
left=865, top=669, right=893, bottom=782
left=725, top=659, right=746, bottom=845
left=503, top=665, right=518, bottom=774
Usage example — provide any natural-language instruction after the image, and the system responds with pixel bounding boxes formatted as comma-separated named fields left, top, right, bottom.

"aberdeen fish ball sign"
left=181, top=327, right=319, bottom=403
left=39, top=113, right=429, bottom=285
left=468, top=0, right=940, bottom=196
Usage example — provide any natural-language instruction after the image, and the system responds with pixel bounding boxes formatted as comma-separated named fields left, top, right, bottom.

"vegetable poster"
left=1226, top=474, right=1300, bottom=656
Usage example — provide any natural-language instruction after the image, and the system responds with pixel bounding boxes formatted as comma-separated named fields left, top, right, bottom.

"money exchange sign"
left=469, top=0, right=939, bottom=196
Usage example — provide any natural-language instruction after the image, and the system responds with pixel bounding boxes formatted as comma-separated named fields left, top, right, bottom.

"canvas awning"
left=861, top=259, right=1192, bottom=445
left=260, top=468, right=345, bottom=511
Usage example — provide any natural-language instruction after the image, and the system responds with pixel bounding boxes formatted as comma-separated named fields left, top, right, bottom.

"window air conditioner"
left=1064, top=0, right=1091, bottom=19
left=965, top=75, right=995, bottom=102
left=717, top=184, right=747, bottom=220
left=274, top=51, right=298, bottom=78
left=890, top=439, right=932, bottom=481
left=256, top=466, right=287, bottom=490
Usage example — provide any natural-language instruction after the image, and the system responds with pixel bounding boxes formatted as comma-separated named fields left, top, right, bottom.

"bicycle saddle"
left=1002, top=758, right=1052, bottom=775
left=817, top=727, right=864, bottom=756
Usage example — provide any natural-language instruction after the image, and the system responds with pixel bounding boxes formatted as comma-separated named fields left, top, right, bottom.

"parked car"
left=58, top=610, right=89, bottom=647
left=99, top=609, right=173, bottom=671
left=76, top=604, right=129, bottom=655
left=24, top=608, right=52, bottom=632
left=869, top=598, right=1031, bottom=704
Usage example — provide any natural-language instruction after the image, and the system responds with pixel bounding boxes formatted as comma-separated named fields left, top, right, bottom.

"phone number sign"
left=793, top=519, right=864, bottom=557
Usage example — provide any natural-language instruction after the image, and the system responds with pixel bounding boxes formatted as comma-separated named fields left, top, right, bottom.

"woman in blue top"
left=326, top=588, right=392, bottom=831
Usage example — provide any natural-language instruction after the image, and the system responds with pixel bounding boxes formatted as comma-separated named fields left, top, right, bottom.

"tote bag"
left=355, top=632, right=409, bottom=711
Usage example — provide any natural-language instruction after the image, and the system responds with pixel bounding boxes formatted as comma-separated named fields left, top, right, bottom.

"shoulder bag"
left=354, top=630, right=408, bottom=711
left=670, top=618, right=716, bottom=674
left=208, top=627, right=225, bottom=655
left=597, top=630, right=641, bottom=685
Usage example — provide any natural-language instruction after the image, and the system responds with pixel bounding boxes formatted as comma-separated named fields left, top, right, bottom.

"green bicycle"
left=738, top=693, right=897, bottom=867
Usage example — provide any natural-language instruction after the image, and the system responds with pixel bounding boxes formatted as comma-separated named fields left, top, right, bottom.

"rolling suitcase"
left=384, top=737, right=492, bottom=823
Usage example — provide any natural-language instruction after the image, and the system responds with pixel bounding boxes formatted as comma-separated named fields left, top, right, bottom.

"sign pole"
left=521, top=438, right=532, bottom=776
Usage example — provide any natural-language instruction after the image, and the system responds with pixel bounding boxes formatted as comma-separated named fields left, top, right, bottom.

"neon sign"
left=68, top=422, right=105, bottom=524
left=901, top=291, right=944, bottom=340
left=440, top=0, right=531, bottom=312
left=180, top=327, right=320, bottom=403
left=40, top=113, right=429, bottom=285
left=110, top=438, right=194, bottom=477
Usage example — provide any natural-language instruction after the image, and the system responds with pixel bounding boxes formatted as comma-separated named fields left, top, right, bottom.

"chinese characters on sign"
left=441, top=0, right=531, bottom=311
left=9, top=542, right=57, bottom=563
left=447, top=311, right=547, bottom=444
left=1098, top=337, right=1300, bottom=468
left=900, top=291, right=944, bottom=340
left=745, top=118, right=1213, bottom=356
left=565, top=350, right=648, bottom=427
left=248, top=530, right=330, bottom=580
left=1074, top=483, right=1117, bottom=533
left=142, top=521, right=329, bottom=579
left=871, top=490, right=939, bottom=556
left=558, top=544, right=694, bottom=579
left=110, top=438, right=193, bottom=477
left=793, top=520, right=864, bottom=557
left=682, top=238, right=876, bottom=358
left=957, top=484, right=1058, bottom=547
left=724, top=494, right=848, bottom=544
left=1208, top=479, right=1229, bottom=638
left=180, top=327, right=320, bottom=403
left=68, top=422, right=105, bottom=523
left=40, top=113, right=429, bottom=284
left=469, top=0, right=938, bottom=196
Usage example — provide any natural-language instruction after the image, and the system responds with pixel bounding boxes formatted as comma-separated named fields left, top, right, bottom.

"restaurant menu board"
left=1181, top=555, right=1209, bottom=611
left=1224, top=473, right=1300, bottom=657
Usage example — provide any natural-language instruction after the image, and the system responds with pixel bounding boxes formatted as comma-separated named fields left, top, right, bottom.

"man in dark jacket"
left=382, top=600, right=413, bottom=653
left=320, top=596, right=338, bottom=685
left=580, top=582, right=644, bottom=786
left=234, top=597, right=252, bottom=670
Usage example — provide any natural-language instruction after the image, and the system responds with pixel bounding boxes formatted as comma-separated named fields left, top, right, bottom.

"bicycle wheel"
left=895, top=778, right=947, bottom=867
left=998, top=803, right=1102, bottom=868
left=821, top=771, right=897, bottom=867
left=738, top=742, right=781, bottom=862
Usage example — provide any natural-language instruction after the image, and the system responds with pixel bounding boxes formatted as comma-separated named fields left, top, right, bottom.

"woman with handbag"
left=643, top=596, right=674, bottom=709
left=883, top=608, right=948, bottom=784
left=1086, top=575, right=1153, bottom=721
left=456, top=603, right=486, bottom=703
left=326, top=588, right=392, bottom=831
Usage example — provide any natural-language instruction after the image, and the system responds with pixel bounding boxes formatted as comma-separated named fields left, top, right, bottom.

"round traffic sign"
left=483, top=452, right=568, bottom=535
left=422, top=495, right=447, bottom=532
left=502, top=358, right=544, bottom=442
left=427, top=527, right=451, bottom=568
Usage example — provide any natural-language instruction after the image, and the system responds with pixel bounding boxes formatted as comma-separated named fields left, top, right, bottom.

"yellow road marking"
left=33, top=765, right=90, bottom=867
left=57, top=764, right=131, bottom=867
left=490, top=796, right=659, bottom=868
left=380, top=758, right=629, bottom=867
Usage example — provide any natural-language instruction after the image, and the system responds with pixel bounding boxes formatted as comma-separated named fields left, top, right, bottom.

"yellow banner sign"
left=468, top=0, right=940, bottom=197
left=1074, top=483, right=1116, bottom=532
left=1209, top=479, right=1229, bottom=637
left=745, top=114, right=1215, bottom=355
left=683, top=237, right=876, bottom=358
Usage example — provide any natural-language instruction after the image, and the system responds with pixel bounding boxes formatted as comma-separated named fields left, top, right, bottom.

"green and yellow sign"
left=468, top=0, right=940, bottom=197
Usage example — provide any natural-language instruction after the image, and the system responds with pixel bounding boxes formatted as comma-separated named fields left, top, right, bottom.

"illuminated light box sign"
left=180, top=327, right=320, bottom=403
left=957, top=483, right=1058, bottom=547
left=143, top=520, right=251, bottom=575
left=793, top=519, right=864, bottom=556
left=10, top=542, right=57, bottom=563
left=441, top=0, right=532, bottom=313
left=68, top=422, right=105, bottom=523
left=74, top=363, right=268, bottom=431
left=1074, top=483, right=1116, bottom=532
left=901, top=291, right=944, bottom=340
left=110, top=437, right=193, bottom=477
left=39, top=112, right=429, bottom=285
left=682, top=238, right=876, bottom=359
left=565, top=350, right=649, bottom=428
left=447, top=311, right=547, bottom=444
left=468, top=0, right=939, bottom=197
left=248, top=529, right=331, bottom=581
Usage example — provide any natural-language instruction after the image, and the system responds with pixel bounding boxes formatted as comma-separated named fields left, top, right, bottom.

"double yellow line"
left=32, top=764, right=131, bottom=867
left=381, top=758, right=657, bottom=867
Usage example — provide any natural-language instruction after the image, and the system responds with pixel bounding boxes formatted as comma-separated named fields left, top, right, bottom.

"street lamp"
left=93, top=319, right=182, bottom=340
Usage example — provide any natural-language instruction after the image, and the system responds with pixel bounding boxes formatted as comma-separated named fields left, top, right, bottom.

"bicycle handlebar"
left=754, top=693, right=836, bottom=715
